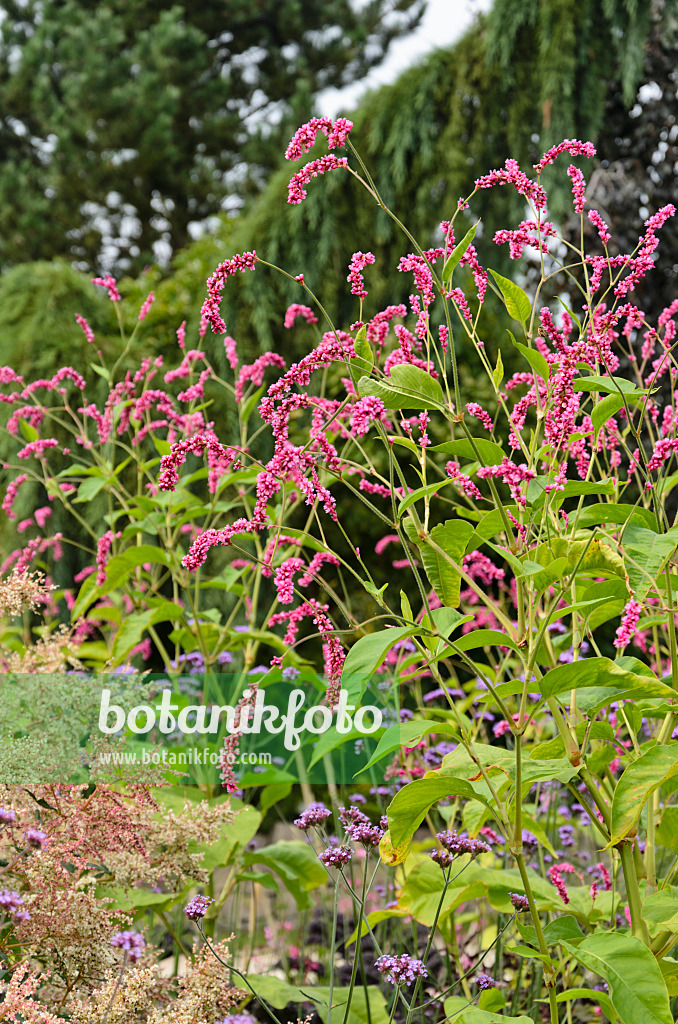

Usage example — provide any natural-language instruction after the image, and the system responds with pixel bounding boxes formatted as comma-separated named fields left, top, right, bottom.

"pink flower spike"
left=74, top=314, right=95, bottom=343
left=285, top=116, right=353, bottom=161
left=287, top=155, right=348, bottom=205
left=533, top=139, right=596, bottom=174
left=91, top=273, right=121, bottom=302
left=567, top=165, right=586, bottom=213
left=614, top=598, right=642, bottom=649
left=347, top=252, right=376, bottom=301
left=138, top=291, right=155, bottom=321
left=284, top=304, right=319, bottom=329
left=588, top=209, right=611, bottom=245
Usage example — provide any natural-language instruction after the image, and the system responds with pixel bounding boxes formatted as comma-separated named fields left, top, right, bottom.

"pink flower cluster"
left=74, top=314, right=95, bottom=343
left=16, top=439, right=58, bottom=460
left=201, top=250, right=258, bottom=335
left=614, top=598, right=642, bottom=649
left=533, top=139, right=596, bottom=174
left=235, top=353, right=286, bottom=403
left=91, top=274, right=121, bottom=302
left=285, top=116, right=353, bottom=161
left=477, top=457, right=535, bottom=506
left=284, top=304, right=318, bottom=329
left=347, top=251, right=375, bottom=301
left=287, top=155, right=348, bottom=205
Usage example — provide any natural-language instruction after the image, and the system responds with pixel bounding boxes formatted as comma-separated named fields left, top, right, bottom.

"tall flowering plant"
left=154, top=118, right=678, bottom=1022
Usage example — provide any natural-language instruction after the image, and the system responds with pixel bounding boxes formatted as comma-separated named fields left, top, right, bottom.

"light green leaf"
left=489, top=269, right=531, bottom=324
left=397, top=481, right=449, bottom=519
left=642, top=889, right=678, bottom=938
left=244, top=841, right=326, bottom=910
left=511, top=337, right=550, bottom=381
left=563, top=933, right=672, bottom=1024
left=418, top=518, right=475, bottom=607
left=592, top=393, right=626, bottom=446
left=622, top=521, right=678, bottom=600
left=493, top=348, right=503, bottom=389
left=386, top=773, right=492, bottom=861
left=573, top=375, right=640, bottom=395
left=431, top=438, right=506, bottom=464
left=360, top=719, right=459, bottom=774
left=342, top=626, right=418, bottom=691
left=609, top=743, right=678, bottom=845
left=444, top=995, right=534, bottom=1023
left=442, top=222, right=478, bottom=286
left=358, top=365, right=445, bottom=410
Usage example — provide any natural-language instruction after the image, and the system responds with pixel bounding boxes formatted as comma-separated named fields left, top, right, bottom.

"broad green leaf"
left=360, top=719, right=459, bottom=773
left=358, top=365, right=445, bottom=411
left=74, top=475, right=108, bottom=503
left=386, top=773, right=492, bottom=861
left=19, top=419, right=39, bottom=443
left=573, top=374, right=640, bottom=395
left=512, top=337, right=550, bottom=381
left=418, top=518, right=475, bottom=607
left=354, top=325, right=372, bottom=364
left=240, top=383, right=266, bottom=424
left=555, top=989, right=616, bottom=1023
left=540, top=657, right=673, bottom=709
left=342, top=626, right=418, bottom=691
left=244, top=841, right=326, bottom=910
left=450, top=629, right=520, bottom=655
left=563, top=933, right=672, bottom=1024
left=397, top=481, right=449, bottom=519
left=609, top=743, right=678, bottom=845
left=622, top=521, right=678, bottom=600
left=111, top=601, right=182, bottom=661
left=489, top=269, right=531, bottom=324
left=431, top=438, right=506, bottom=464
left=578, top=504, right=656, bottom=530
left=592, top=393, right=626, bottom=446
left=642, top=889, right=678, bottom=938
left=442, top=222, right=478, bottom=285
left=444, top=995, right=534, bottom=1023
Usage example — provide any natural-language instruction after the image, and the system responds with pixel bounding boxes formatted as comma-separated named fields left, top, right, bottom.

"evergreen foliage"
left=0, top=0, right=424, bottom=274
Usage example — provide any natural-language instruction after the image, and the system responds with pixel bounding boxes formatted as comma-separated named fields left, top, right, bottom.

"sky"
left=318, top=0, right=493, bottom=117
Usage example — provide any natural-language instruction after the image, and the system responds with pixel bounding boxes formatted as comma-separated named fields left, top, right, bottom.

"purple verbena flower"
left=319, top=845, right=352, bottom=867
left=184, top=894, right=214, bottom=920
left=509, top=892, right=530, bottom=912
left=294, top=803, right=331, bottom=830
left=476, top=973, right=497, bottom=990
left=25, top=829, right=46, bottom=849
left=375, top=954, right=427, bottom=986
left=111, top=930, right=145, bottom=962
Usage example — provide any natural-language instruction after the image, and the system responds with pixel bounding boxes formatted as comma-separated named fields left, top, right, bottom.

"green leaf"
left=492, top=348, right=503, bottom=389
left=360, top=719, right=459, bottom=773
left=622, top=522, right=678, bottom=600
left=111, top=601, right=181, bottom=662
left=609, top=744, right=678, bottom=845
left=444, top=995, right=534, bottom=1023
left=539, top=657, right=673, bottom=712
left=431, top=438, right=506, bottom=464
left=642, top=889, right=678, bottom=938
left=397, top=481, right=449, bottom=519
left=244, top=841, right=326, bottom=910
left=573, top=374, right=640, bottom=395
left=386, top=773, right=492, bottom=861
left=511, top=337, right=550, bottom=381
left=489, top=269, right=531, bottom=324
left=563, top=933, right=672, bottom=1024
left=357, top=365, right=445, bottom=410
left=555, top=989, right=616, bottom=1023
left=19, top=418, right=38, bottom=443
left=342, top=626, right=418, bottom=690
left=442, top=222, right=478, bottom=286
left=240, top=383, right=266, bottom=424
left=73, top=475, right=108, bottom=503
left=592, top=393, right=626, bottom=446
left=449, top=628, right=520, bottom=655
left=418, top=518, right=475, bottom=607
